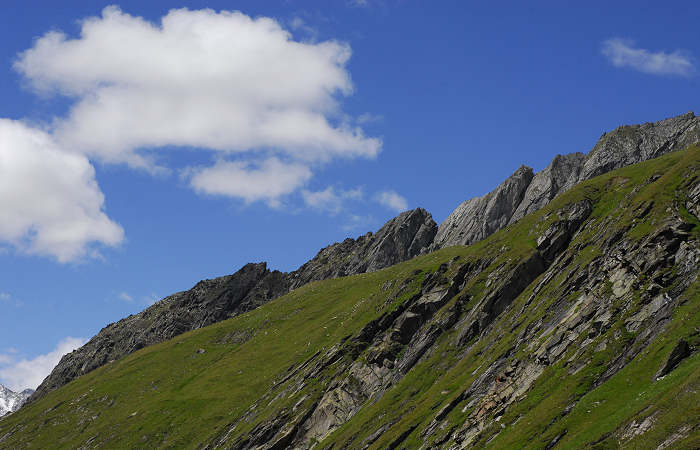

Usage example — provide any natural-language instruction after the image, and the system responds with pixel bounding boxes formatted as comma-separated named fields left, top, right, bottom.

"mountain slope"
left=30, top=208, right=436, bottom=402
left=31, top=113, right=699, bottom=406
left=0, top=385, right=32, bottom=417
left=2, top=144, right=698, bottom=448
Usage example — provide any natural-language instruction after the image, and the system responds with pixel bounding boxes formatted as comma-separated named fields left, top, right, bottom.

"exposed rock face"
left=31, top=208, right=437, bottom=402
left=436, top=112, right=700, bottom=248
left=432, top=166, right=534, bottom=248
left=581, top=111, right=700, bottom=180
left=24, top=112, right=700, bottom=419
left=287, top=208, right=437, bottom=289
left=509, top=152, right=586, bottom=224
left=0, top=385, right=33, bottom=417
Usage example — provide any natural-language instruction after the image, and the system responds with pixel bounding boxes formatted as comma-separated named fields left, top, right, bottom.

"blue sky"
left=0, top=0, right=698, bottom=391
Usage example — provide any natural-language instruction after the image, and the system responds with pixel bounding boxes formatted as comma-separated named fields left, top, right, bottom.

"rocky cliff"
left=434, top=112, right=700, bottom=248
left=30, top=208, right=437, bottom=402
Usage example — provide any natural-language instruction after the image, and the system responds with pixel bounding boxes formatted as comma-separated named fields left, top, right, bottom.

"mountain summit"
left=0, top=384, right=33, bottom=417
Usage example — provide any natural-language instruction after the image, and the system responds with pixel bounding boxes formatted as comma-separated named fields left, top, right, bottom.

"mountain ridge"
left=2, top=143, right=698, bottom=448
left=434, top=111, right=700, bottom=248
left=30, top=208, right=437, bottom=402
left=28, top=111, right=700, bottom=407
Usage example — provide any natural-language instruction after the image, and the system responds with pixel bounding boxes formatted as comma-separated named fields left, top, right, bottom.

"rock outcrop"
left=509, top=152, right=586, bottom=224
left=287, top=208, right=436, bottom=289
left=432, top=166, right=534, bottom=248
left=30, top=262, right=287, bottom=401
left=30, top=208, right=437, bottom=402
left=435, top=112, right=700, bottom=248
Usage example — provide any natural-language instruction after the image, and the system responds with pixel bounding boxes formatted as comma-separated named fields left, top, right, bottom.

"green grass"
left=1, top=145, right=699, bottom=449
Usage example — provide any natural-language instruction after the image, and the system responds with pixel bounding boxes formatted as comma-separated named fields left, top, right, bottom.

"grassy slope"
left=1, top=146, right=698, bottom=449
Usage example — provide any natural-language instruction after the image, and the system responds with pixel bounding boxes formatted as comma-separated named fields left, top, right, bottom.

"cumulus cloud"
left=602, top=38, right=695, bottom=76
left=188, top=157, right=312, bottom=206
left=374, top=190, right=408, bottom=212
left=0, top=119, right=124, bottom=262
left=0, top=6, right=384, bottom=264
left=15, top=6, right=381, bottom=174
left=118, top=292, right=133, bottom=302
left=0, top=337, right=86, bottom=391
left=302, top=186, right=363, bottom=214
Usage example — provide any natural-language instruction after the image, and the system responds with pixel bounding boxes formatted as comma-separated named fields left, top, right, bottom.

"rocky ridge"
left=2, top=134, right=699, bottom=449
left=434, top=112, right=700, bottom=248
left=30, top=208, right=437, bottom=401
left=0, top=385, right=32, bottom=417
left=28, top=112, right=700, bottom=406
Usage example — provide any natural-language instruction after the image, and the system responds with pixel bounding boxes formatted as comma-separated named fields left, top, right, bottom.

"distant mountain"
left=0, top=384, right=33, bottom=417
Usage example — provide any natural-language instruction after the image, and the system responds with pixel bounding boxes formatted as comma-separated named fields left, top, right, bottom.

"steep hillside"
left=31, top=113, right=700, bottom=405
left=2, top=144, right=698, bottom=449
left=30, top=208, right=436, bottom=402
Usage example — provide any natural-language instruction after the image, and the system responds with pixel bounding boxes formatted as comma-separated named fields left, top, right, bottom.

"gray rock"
left=580, top=112, right=700, bottom=181
left=30, top=262, right=285, bottom=402
left=288, top=208, right=437, bottom=289
left=432, top=166, right=534, bottom=248
left=509, top=152, right=586, bottom=224
left=436, top=112, right=700, bottom=249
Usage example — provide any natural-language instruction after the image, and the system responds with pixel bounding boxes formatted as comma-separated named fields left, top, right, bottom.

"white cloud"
left=0, top=337, right=86, bottom=391
left=15, top=6, right=381, bottom=174
left=302, top=186, right=364, bottom=214
left=0, top=119, right=124, bottom=262
left=118, top=292, right=133, bottom=302
left=342, top=213, right=375, bottom=231
left=602, top=38, right=694, bottom=76
left=374, top=190, right=408, bottom=212
left=357, top=113, right=383, bottom=124
left=0, top=292, right=23, bottom=308
left=0, top=6, right=385, bottom=264
left=188, top=157, right=312, bottom=206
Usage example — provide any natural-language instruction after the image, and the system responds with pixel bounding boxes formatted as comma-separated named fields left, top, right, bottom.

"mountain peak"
left=0, top=384, right=33, bottom=417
